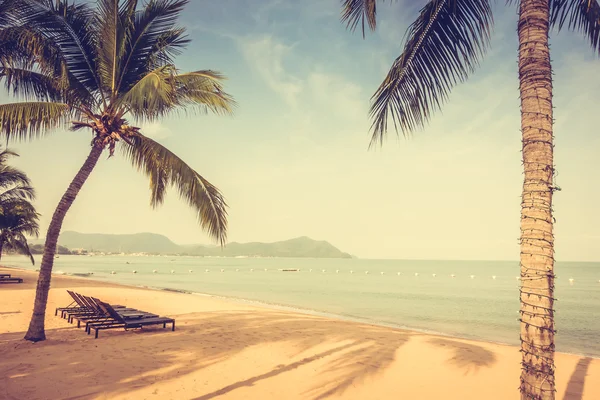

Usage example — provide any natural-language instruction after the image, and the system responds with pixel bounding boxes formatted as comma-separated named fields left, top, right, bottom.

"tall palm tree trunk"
left=24, top=143, right=104, bottom=342
left=517, top=0, right=556, bottom=399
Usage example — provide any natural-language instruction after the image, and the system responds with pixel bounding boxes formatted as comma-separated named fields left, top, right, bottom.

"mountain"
left=189, top=236, right=352, bottom=258
left=57, top=231, right=180, bottom=254
left=54, top=231, right=352, bottom=258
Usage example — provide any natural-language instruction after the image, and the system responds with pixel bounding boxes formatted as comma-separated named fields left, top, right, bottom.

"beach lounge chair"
left=72, top=296, right=157, bottom=330
left=0, top=275, right=23, bottom=283
left=88, top=299, right=175, bottom=339
left=55, top=290, right=91, bottom=316
left=64, top=293, right=132, bottom=323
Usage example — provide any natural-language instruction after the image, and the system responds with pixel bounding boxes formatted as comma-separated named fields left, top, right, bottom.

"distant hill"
left=54, top=231, right=352, bottom=258
left=58, top=231, right=180, bottom=254
left=189, top=236, right=352, bottom=258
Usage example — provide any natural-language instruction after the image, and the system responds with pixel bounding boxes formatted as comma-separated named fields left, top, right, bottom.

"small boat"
left=279, top=268, right=299, bottom=272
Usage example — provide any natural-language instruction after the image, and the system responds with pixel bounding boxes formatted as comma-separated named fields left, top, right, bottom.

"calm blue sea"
left=4, top=255, right=599, bottom=357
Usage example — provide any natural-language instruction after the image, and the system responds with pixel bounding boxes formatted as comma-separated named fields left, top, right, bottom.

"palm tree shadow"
left=0, top=309, right=414, bottom=399
left=191, top=342, right=357, bottom=400
left=563, top=357, right=593, bottom=400
left=429, top=337, right=497, bottom=375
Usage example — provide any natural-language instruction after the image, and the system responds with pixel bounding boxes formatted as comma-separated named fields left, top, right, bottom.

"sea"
left=4, top=255, right=599, bottom=358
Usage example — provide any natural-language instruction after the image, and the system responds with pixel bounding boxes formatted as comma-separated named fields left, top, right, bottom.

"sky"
left=2, top=0, right=600, bottom=261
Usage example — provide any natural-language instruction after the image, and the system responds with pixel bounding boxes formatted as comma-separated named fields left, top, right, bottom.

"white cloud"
left=307, top=72, right=366, bottom=121
left=139, top=122, right=173, bottom=140
left=238, top=34, right=303, bottom=107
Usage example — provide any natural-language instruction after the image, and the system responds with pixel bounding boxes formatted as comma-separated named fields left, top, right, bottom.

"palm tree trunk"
left=0, top=236, right=4, bottom=261
left=24, top=143, right=104, bottom=342
left=517, top=0, right=556, bottom=399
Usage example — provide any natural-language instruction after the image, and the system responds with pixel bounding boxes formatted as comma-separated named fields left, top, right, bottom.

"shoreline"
left=4, top=265, right=598, bottom=361
left=1, top=267, right=599, bottom=399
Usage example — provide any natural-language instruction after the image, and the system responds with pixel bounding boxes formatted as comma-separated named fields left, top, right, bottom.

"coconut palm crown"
left=340, top=1, right=599, bottom=400
left=0, top=0, right=235, bottom=342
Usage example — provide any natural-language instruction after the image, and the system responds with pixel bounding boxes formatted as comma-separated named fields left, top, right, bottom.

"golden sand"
left=0, top=268, right=598, bottom=399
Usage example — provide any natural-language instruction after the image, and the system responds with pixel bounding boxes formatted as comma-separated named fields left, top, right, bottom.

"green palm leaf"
left=118, top=64, right=177, bottom=118
left=14, top=0, right=103, bottom=100
left=116, top=0, right=190, bottom=93
left=0, top=102, right=72, bottom=140
left=345, top=0, right=494, bottom=144
left=550, top=0, right=600, bottom=53
left=6, top=232, right=36, bottom=264
left=121, top=133, right=228, bottom=245
left=0, top=186, right=35, bottom=202
left=0, top=67, right=63, bottom=101
left=170, top=70, right=236, bottom=115
left=341, top=0, right=378, bottom=37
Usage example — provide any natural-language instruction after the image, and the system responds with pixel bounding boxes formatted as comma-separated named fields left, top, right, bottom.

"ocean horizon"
left=5, top=255, right=599, bottom=358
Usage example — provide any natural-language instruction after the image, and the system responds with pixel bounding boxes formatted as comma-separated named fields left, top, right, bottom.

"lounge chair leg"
left=95, top=329, right=99, bottom=339
left=163, top=322, right=166, bottom=328
left=172, top=321, right=175, bottom=331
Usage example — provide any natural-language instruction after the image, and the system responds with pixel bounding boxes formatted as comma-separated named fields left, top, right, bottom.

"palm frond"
left=95, top=0, right=137, bottom=96
left=170, top=70, right=236, bottom=115
left=365, top=0, right=493, bottom=145
left=0, top=185, right=35, bottom=202
left=550, top=0, right=600, bottom=53
left=0, top=66, right=63, bottom=101
left=118, top=64, right=177, bottom=119
left=341, top=0, right=378, bottom=37
left=14, top=0, right=103, bottom=101
left=0, top=26, right=94, bottom=105
left=0, top=167, right=31, bottom=191
left=6, top=232, right=35, bottom=264
left=121, top=132, right=228, bottom=245
left=145, top=27, right=189, bottom=70
left=116, top=0, right=190, bottom=93
left=0, top=101, right=72, bottom=140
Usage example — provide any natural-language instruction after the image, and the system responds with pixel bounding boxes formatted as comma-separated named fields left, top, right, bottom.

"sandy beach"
left=0, top=267, right=598, bottom=400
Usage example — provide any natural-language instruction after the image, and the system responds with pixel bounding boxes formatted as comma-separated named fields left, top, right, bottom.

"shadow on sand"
left=0, top=307, right=502, bottom=400
left=563, top=357, right=593, bottom=400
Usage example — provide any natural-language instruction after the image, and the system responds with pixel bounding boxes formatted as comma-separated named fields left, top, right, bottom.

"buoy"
left=250, top=268, right=254, bottom=272
left=153, top=269, right=157, bottom=273
left=492, top=275, right=497, bottom=280
left=365, top=271, right=369, bottom=274
left=350, top=270, right=353, bottom=274
left=450, top=274, right=455, bottom=278
left=322, top=269, right=326, bottom=273
left=132, top=270, right=137, bottom=274
left=170, top=270, right=175, bottom=274
left=205, top=269, right=210, bottom=272
left=111, top=271, right=116, bottom=275
left=516, top=276, right=520, bottom=280
left=380, top=272, right=385, bottom=275
left=432, top=273, right=436, bottom=277
left=264, top=268, right=267, bottom=271
left=189, top=269, right=193, bottom=273
left=236, top=269, right=239, bottom=272
left=414, top=273, right=419, bottom=277
left=221, top=269, right=225, bottom=272
left=309, top=269, right=312, bottom=272
left=397, top=272, right=401, bottom=276
left=336, top=270, right=340, bottom=273
left=470, top=275, right=475, bottom=279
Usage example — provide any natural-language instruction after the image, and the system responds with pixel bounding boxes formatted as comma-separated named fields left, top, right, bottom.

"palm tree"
left=0, top=0, right=234, bottom=342
left=0, top=147, right=39, bottom=263
left=340, top=0, right=599, bottom=399
left=0, top=200, right=40, bottom=264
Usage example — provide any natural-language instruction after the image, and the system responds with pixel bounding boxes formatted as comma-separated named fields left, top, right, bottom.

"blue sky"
left=4, top=0, right=600, bottom=260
